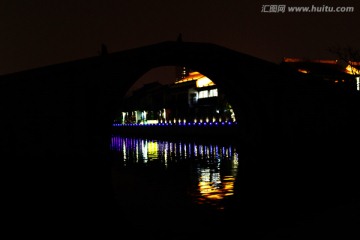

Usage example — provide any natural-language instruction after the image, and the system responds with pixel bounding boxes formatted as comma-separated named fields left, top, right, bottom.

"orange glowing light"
left=283, top=57, right=337, bottom=64
left=345, top=64, right=360, bottom=75
left=297, top=69, right=309, bottom=74
left=175, top=71, right=215, bottom=88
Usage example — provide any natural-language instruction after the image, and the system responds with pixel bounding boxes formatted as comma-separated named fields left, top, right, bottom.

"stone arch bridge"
left=2, top=40, right=354, bottom=156
left=1, top=40, right=359, bottom=231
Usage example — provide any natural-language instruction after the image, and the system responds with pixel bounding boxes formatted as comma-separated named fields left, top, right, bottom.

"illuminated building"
left=117, top=69, right=235, bottom=125
left=345, top=61, right=360, bottom=91
left=281, top=57, right=359, bottom=91
left=116, top=58, right=359, bottom=126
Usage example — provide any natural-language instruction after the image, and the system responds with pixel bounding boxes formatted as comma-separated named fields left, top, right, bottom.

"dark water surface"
left=109, top=135, right=241, bottom=238
left=4, top=131, right=358, bottom=239
left=107, top=134, right=359, bottom=239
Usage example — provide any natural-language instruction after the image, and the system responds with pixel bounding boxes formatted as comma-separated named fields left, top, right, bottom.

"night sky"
left=1, top=0, right=359, bottom=87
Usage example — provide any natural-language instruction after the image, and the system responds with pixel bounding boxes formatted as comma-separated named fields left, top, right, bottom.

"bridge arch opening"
left=105, top=64, right=266, bottom=147
left=116, top=66, right=237, bottom=126
left=85, top=41, right=283, bottom=155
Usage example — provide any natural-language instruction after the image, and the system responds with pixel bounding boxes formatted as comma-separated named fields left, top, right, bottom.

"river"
left=106, top=134, right=359, bottom=239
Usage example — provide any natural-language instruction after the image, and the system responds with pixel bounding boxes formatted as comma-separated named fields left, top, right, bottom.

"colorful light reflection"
left=110, top=135, right=239, bottom=208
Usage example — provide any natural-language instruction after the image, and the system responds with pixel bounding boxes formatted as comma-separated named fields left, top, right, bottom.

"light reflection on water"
left=110, top=135, right=239, bottom=209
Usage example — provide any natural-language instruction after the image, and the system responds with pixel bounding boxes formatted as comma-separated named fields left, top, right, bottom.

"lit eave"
left=175, top=71, right=203, bottom=84
left=175, top=71, right=215, bottom=88
left=298, top=69, right=309, bottom=74
left=345, top=65, right=360, bottom=75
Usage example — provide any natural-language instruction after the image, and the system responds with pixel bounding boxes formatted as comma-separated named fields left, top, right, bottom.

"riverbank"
left=112, top=122, right=242, bottom=144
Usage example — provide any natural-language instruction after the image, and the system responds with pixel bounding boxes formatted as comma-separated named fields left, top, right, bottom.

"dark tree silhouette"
left=328, top=44, right=360, bottom=76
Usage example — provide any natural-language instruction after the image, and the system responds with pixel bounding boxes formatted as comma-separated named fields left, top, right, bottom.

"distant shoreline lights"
left=112, top=121, right=237, bottom=127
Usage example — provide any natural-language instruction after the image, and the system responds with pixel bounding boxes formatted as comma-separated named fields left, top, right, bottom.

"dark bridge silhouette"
left=1, top=40, right=359, bottom=236
left=1, top=40, right=357, bottom=155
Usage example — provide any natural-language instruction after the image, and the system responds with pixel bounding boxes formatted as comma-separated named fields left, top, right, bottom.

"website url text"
left=261, top=5, right=355, bottom=13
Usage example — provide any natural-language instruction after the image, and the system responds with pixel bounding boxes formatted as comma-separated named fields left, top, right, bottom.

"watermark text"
left=261, top=5, right=354, bottom=13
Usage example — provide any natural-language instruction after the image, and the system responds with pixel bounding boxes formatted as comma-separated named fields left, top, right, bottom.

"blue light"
left=112, top=120, right=238, bottom=128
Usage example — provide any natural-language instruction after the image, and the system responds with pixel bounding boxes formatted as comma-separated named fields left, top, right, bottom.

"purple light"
left=112, top=120, right=238, bottom=128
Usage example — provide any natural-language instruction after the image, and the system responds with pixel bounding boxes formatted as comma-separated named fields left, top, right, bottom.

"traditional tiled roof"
left=281, top=57, right=351, bottom=78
